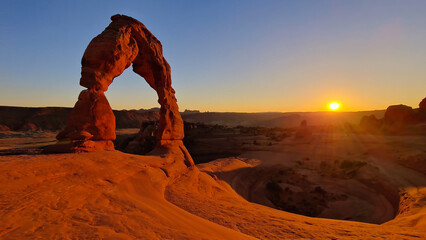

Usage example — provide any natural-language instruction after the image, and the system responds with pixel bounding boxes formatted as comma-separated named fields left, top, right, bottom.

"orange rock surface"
left=0, top=151, right=424, bottom=239
left=53, top=15, right=190, bottom=164
left=57, top=89, right=115, bottom=141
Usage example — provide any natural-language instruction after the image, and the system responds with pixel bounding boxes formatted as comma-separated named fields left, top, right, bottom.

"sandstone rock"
left=124, top=121, right=158, bottom=154
left=383, top=105, right=417, bottom=126
left=120, top=121, right=194, bottom=166
left=77, top=14, right=184, bottom=141
left=382, top=104, right=418, bottom=133
left=57, top=89, right=115, bottom=141
left=66, top=131, right=94, bottom=140
left=80, top=22, right=138, bottom=91
left=150, top=140, right=194, bottom=169
left=43, top=140, right=114, bottom=153
left=418, top=97, right=426, bottom=121
left=52, top=14, right=191, bottom=163
left=419, top=97, right=426, bottom=111
left=80, top=15, right=184, bottom=140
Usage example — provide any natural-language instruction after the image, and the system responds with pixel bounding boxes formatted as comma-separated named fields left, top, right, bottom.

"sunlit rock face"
left=56, top=89, right=115, bottom=141
left=49, top=15, right=193, bottom=165
left=79, top=23, right=138, bottom=92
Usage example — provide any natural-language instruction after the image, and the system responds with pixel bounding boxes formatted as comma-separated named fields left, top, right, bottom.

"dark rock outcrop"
left=419, top=97, right=426, bottom=121
left=382, top=105, right=418, bottom=133
left=419, top=97, right=426, bottom=111
left=383, top=105, right=417, bottom=126
left=294, top=120, right=312, bottom=138
left=0, top=106, right=158, bottom=131
left=121, top=121, right=158, bottom=154
left=0, top=106, right=71, bottom=131
left=359, top=98, right=426, bottom=134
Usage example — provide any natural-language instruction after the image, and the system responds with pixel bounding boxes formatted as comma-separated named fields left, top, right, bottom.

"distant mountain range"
left=0, top=106, right=386, bottom=132
left=0, top=106, right=158, bottom=131
left=181, top=110, right=386, bottom=128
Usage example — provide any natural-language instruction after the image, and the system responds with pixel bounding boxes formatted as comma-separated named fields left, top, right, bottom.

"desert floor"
left=0, top=132, right=425, bottom=239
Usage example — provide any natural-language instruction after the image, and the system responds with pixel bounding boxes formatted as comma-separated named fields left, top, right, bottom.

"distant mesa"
left=182, top=109, right=201, bottom=115
left=45, top=14, right=193, bottom=166
left=383, top=105, right=417, bottom=126
left=359, top=97, right=426, bottom=134
left=419, top=97, right=426, bottom=120
left=0, top=106, right=158, bottom=132
left=136, top=107, right=160, bottom=113
left=420, top=97, right=426, bottom=110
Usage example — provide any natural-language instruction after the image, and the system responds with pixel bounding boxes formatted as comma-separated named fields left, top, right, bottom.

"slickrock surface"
left=1, top=151, right=423, bottom=239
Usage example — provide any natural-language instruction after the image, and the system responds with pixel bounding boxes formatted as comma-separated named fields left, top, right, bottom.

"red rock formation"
left=418, top=97, right=426, bottom=121
left=49, top=15, right=193, bottom=166
left=383, top=105, right=417, bottom=125
left=57, top=89, right=115, bottom=141
left=123, top=121, right=158, bottom=154
left=420, top=97, right=426, bottom=111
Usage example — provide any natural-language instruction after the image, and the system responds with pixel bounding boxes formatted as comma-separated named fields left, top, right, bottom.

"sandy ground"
left=0, top=129, right=140, bottom=155
left=0, top=131, right=57, bottom=151
left=0, top=145, right=425, bottom=239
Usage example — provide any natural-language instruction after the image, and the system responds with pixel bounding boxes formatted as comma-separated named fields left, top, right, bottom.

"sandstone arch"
left=52, top=15, right=193, bottom=166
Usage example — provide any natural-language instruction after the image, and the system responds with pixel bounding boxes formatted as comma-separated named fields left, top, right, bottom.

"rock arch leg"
left=54, top=89, right=116, bottom=152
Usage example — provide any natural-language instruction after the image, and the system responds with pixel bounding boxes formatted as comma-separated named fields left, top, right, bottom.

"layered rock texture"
left=49, top=15, right=193, bottom=165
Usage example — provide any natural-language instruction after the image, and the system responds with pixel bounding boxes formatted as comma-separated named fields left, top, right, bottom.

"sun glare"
left=329, top=102, right=340, bottom=110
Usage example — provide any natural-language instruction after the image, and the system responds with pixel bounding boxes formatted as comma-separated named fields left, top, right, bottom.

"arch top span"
left=49, top=14, right=193, bottom=167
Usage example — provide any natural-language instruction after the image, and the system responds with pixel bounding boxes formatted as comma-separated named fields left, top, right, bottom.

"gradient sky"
left=1, top=0, right=425, bottom=112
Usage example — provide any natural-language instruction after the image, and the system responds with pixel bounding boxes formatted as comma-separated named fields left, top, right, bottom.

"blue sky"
left=1, top=0, right=425, bottom=112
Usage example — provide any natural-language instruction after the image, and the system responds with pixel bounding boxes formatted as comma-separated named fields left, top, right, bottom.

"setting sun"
left=329, top=102, right=340, bottom=110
